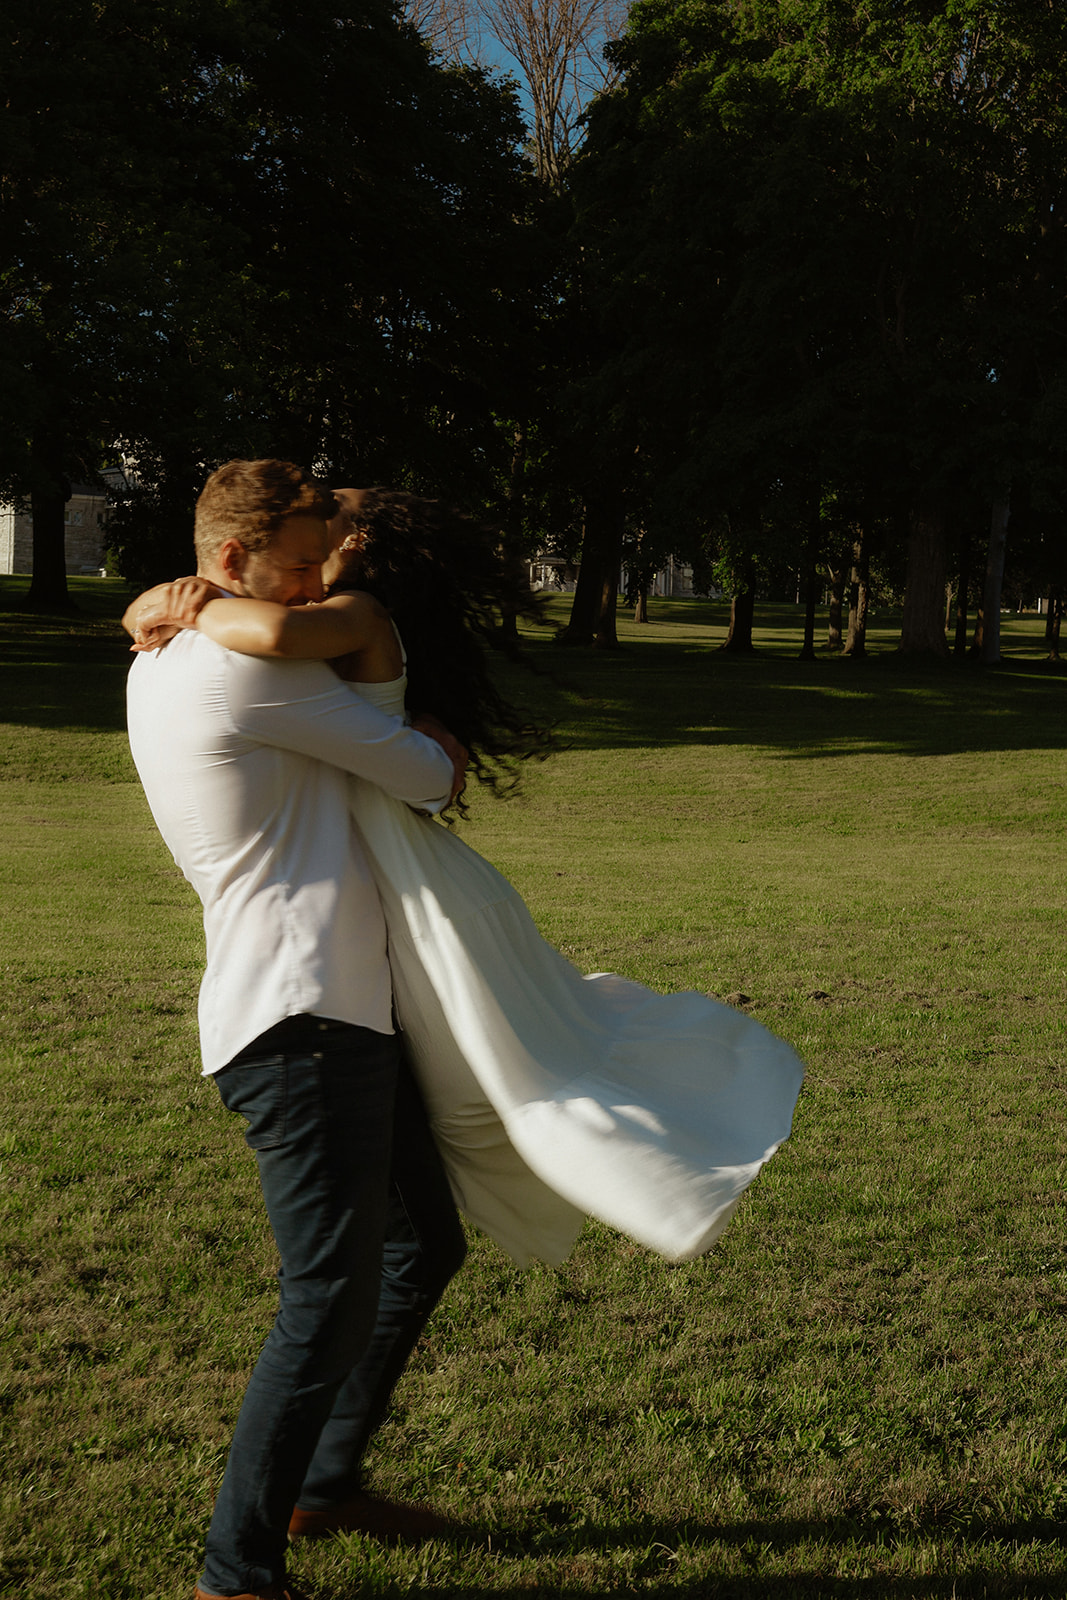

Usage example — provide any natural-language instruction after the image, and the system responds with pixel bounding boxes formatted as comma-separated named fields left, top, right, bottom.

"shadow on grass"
left=505, top=1505, right=1067, bottom=1552
left=526, top=636, right=1067, bottom=762
left=354, top=1583, right=1066, bottom=1599
left=0, top=579, right=135, bottom=736
left=3, top=579, right=1065, bottom=762
left=309, top=1512, right=1067, bottom=1598
left=360, top=1584, right=1066, bottom=1600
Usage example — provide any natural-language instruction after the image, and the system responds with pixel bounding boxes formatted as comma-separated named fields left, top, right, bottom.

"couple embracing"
left=125, top=458, right=802, bottom=1599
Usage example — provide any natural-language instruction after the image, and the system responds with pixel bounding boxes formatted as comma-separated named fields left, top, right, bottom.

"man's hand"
left=412, top=713, right=469, bottom=806
left=123, top=576, right=223, bottom=651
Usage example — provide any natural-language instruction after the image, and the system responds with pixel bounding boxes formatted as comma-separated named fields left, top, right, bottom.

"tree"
left=1, top=0, right=258, bottom=604
left=3, top=0, right=540, bottom=594
left=407, top=0, right=627, bottom=189
left=477, top=0, right=626, bottom=189
left=555, top=486, right=624, bottom=644
left=567, top=2, right=856, bottom=648
left=404, top=0, right=635, bottom=654
left=843, top=524, right=873, bottom=659
left=564, top=0, right=1067, bottom=659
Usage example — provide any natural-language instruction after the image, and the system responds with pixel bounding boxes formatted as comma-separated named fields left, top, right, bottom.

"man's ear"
left=217, top=538, right=248, bottom=591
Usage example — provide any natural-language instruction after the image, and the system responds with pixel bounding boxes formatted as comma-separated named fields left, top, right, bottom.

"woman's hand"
left=123, top=576, right=224, bottom=651
left=412, top=713, right=469, bottom=806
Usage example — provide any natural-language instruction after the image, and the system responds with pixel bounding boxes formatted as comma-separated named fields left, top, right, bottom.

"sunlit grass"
left=1, top=577, right=1066, bottom=1597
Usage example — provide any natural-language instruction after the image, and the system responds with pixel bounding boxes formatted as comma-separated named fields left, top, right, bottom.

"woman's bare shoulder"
left=321, top=589, right=391, bottom=625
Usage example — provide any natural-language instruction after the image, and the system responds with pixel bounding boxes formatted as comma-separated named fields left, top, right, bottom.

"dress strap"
left=391, top=618, right=407, bottom=667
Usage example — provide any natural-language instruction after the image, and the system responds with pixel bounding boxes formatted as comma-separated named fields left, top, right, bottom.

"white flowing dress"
left=348, top=668, right=804, bottom=1269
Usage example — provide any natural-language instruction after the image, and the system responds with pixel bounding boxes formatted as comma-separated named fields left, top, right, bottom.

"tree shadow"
left=312, top=1507, right=1067, bottom=1597
left=380, top=1579, right=1067, bottom=1600
left=525, top=639, right=1067, bottom=761
left=2, top=584, right=1065, bottom=762
left=0, top=587, right=135, bottom=736
left=502, top=1504, right=1067, bottom=1554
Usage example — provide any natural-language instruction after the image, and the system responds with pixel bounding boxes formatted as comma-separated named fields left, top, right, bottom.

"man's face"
left=234, top=514, right=332, bottom=606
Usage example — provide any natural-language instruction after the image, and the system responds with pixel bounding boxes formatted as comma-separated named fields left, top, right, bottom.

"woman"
left=126, top=489, right=803, bottom=1267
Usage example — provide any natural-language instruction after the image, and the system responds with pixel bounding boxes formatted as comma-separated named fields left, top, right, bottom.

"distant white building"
left=0, top=476, right=121, bottom=576
left=529, top=556, right=578, bottom=592
left=529, top=554, right=701, bottom=597
left=646, top=556, right=698, bottom=597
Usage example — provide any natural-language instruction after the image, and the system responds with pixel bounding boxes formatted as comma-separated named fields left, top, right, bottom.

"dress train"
left=348, top=771, right=804, bottom=1269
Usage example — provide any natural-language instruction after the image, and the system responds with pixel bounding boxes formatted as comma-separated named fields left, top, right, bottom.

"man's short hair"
left=195, top=460, right=338, bottom=565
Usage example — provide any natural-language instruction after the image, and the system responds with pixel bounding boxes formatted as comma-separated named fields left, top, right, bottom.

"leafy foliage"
left=565, top=0, right=1067, bottom=647
left=3, top=0, right=540, bottom=590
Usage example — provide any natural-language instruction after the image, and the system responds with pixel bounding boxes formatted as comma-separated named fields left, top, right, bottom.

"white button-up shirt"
left=127, top=630, right=453, bottom=1074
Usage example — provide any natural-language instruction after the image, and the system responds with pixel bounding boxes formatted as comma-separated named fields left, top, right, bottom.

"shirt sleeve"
left=225, top=654, right=454, bottom=812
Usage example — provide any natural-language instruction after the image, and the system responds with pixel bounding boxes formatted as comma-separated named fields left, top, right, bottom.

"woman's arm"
left=194, top=592, right=384, bottom=660
left=123, top=576, right=223, bottom=647
left=125, top=577, right=390, bottom=665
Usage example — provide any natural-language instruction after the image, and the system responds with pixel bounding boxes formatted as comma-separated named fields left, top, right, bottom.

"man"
left=126, top=460, right=468, bottom=1600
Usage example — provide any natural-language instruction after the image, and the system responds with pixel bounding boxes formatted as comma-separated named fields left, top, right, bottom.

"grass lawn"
left=1, top=577, right=1066, bottom=1598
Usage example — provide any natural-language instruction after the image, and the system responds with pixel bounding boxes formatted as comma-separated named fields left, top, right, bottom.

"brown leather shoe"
left=288, top=1489, right=456, bottom=1542
left=194, top=1585, right=306, bottom=1600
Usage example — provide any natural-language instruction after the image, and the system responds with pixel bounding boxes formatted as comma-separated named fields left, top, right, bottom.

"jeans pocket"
left=216, top=1054, right=289, bottom=1150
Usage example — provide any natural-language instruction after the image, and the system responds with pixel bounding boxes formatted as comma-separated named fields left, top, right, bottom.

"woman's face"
left=322, top=487, right=369, bottom=586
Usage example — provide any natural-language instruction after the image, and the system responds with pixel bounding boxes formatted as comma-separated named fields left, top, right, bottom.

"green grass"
left=1, top=578, right=1066, bottom=1597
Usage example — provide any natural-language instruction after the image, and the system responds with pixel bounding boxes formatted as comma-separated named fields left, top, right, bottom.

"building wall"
left=0, top=488, right=109, bottom=576
left=0, top=508, right=15, bottom=576
left=531, top=556, right=702, bottom=599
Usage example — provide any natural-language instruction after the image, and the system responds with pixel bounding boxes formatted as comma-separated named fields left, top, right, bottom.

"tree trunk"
left=952, top=537, right=971, bottom=658
left=797, top=510, right=820, bottom=661
left=980, top=492, right=1011, bottom=666
left=971, top=602, right=985, bottom=656
left=843, top=529, right=869, bottom=657
left=595, top=552, right=621, bottom=649
left=27, top=428, right=72, bottom=609
left=625, top=555, right=655, bottom=623
left=558, top=498, right=606, bottom=645
left=1048, top=589, right=1063, bottom=662
left=498, top=423, right=526, bottom=644
left=720, top=556, right=756, bottom=652
left=900, top=496, right=949, bottom=655
left=558, top=487, right=623, bottom=646
left=826, top=551, right=846, bottom=649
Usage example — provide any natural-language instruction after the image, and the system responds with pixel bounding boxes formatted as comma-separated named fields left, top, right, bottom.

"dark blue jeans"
left=199, top=1014, right=467, bottom=1595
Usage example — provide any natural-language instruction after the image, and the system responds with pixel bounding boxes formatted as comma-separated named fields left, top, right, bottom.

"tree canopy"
left=564, top=0, right=1067, bottom=655
left=8, top=0, right=1067, bottom=658
left=2, top=0, right=538, bottom=596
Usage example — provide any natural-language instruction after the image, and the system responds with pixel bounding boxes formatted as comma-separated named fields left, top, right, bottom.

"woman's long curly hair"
left=328, top=488, right=554, bottom=810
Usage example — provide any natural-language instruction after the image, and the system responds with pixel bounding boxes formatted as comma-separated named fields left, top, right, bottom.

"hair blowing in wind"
left=329, top=489, right=555, bottom=811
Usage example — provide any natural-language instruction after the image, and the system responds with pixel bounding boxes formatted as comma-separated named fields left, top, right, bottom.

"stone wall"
left=0, top=488, right=110, bottom=576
